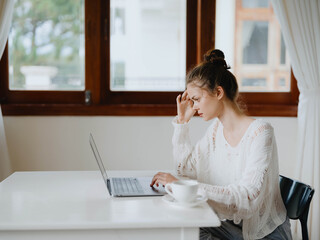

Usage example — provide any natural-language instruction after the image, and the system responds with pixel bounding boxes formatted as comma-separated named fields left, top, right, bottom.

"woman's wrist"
left=177, top=117, right=188, bottom=124
left=173, top=115, right=190, bottom=125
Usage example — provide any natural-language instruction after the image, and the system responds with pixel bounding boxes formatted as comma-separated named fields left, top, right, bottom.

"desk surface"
left=0, top=171, right=220, bottom=231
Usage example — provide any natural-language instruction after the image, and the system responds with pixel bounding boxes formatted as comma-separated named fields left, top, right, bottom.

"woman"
left=150, top=49, right=292, bottom=240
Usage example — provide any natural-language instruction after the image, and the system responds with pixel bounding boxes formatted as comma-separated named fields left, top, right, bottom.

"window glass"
left=215, top=0, right=291, bottom=92
left=242, top=21, right=268, bottom=64
left=242, top=0, right=269, bottom=8
left=110, top=0, right=186, bottom=91
left=242, top=78, right=266, bottom=87
left=280, top=34, right=286, bottom=65
left=9, top=0, right=85, bottom=90
left=279, top=78, right=286, bottom=86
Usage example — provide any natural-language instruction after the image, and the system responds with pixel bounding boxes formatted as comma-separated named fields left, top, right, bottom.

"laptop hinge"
left=107, top=179, right=112, bottom=196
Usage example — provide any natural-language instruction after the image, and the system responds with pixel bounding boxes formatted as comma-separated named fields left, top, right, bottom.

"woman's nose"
left=192, top=103, right=199, bottom=110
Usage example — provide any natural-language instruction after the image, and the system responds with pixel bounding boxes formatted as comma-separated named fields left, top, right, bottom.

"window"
left=215, top=0, right=298, bottom=115
left=234, top=1, right=291, bottom=92
left=110, top=0, right=186, bottom=92
left=0, top=0, right=297, bottom=116
left=1, top=0, right=86, bottom=105
left=9, top=0, right=85, bottom=91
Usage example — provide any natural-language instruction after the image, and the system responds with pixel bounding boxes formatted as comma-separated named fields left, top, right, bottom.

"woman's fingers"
left=150, top=172, right=164, bottom=187
left=150, top=177, right=156, bottom=187
left=176, top=94, right=181, bottom=104
left=155, top=176, right=167, bottom=187
left=150, top=172, right=160, bottom=186
left=150, top=172, right=177, bottom=187
left=181, top=90, right=188, bottom=101
left=154, top=178, right=163, bottom=187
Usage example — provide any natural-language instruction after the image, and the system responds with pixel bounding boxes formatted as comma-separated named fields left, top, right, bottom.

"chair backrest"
left=279, top=175, right=314, bottom=219
left=279, top=175, right=314, bottom=240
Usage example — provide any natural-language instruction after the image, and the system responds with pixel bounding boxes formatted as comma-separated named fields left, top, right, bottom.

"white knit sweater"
left=172, top=117, right=287, bottom=240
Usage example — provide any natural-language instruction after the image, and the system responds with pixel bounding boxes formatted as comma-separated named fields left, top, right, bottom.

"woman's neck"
left=217, top=100, right=248, bottom=132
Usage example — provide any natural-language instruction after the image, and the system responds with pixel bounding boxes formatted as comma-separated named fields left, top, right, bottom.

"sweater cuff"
left=172, top=116, right=190, bottom=127
left=198, top=183, right=208, bottom=197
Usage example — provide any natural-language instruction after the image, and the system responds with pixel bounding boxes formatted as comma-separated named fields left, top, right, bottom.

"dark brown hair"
left=186, top=49, right=239, bottom=103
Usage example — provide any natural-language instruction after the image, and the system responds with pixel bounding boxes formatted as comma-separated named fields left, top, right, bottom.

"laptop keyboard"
left=113, top=178, right=144, bottom=194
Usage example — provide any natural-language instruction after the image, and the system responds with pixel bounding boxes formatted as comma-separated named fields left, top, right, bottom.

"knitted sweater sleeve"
left=198, top=123, right=276, bottom=221
left=172, top=117, right=216, bottom=180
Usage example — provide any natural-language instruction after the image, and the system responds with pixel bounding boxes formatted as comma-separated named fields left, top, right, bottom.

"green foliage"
left=9, top=0, right=84, bottom=89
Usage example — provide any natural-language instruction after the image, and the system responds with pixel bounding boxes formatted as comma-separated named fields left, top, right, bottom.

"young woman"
left=151, top=49, right=292, bottom=240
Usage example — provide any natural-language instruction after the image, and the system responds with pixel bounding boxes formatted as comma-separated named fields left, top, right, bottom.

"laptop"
left=89, top=133, right=165, bottom=197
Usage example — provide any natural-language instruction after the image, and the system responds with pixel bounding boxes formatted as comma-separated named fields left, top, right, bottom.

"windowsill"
left=1, top=103, right=297, bottom=117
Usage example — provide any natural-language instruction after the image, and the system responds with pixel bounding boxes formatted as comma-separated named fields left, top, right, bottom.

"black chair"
left=279, top=175, right=315, bottom=240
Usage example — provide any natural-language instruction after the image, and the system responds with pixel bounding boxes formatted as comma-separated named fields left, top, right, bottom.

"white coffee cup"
left=165, top=180, right=198, bottom=203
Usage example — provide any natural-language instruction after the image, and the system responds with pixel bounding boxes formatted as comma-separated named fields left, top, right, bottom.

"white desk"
left=0, top=171, right=220, bottom=240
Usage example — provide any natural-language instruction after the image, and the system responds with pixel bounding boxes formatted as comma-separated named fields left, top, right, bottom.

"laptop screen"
left=89, top=133, right=109, bottom=182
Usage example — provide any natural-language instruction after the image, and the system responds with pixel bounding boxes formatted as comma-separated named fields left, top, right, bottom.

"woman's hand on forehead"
left=181, top=90, right=189, bottom=100
left=176, top=90, right=196, bottom=123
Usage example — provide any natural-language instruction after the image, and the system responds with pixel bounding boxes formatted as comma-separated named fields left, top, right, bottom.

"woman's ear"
left=216, top=86, right=224, bottom=100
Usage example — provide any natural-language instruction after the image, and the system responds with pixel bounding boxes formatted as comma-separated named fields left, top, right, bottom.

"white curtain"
left=0, top=0, right=14, bottom=57
left=271, top=0, right=320, bottom=239
left=0, top=0, right=15, bottom=181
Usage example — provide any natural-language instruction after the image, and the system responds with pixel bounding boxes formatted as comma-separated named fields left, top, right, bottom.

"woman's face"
left=186, top=83, right=223, bottom=121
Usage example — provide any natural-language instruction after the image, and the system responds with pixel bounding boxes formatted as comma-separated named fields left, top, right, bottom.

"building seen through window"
left=8, top=0, right=289, bottom=93
left=0, top=0, right=298, bottom=116
left=110, top=0, right=186, bottom=91
left=215, top=0, right=291, bottom=92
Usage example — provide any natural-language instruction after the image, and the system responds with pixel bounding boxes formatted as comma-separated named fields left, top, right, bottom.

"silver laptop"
left=89, top=133, right=165, bottom=197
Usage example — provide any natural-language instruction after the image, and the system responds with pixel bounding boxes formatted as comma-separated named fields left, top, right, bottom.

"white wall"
left=3, top=116, right=297, bottom=178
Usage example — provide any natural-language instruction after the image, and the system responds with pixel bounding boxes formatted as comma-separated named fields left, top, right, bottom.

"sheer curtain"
left=271, top=0, right=320, bottom=239
left=0, top=0, right=15, bottom=181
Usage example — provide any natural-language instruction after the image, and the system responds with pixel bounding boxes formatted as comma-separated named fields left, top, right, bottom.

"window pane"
left=280, top=33, right=286, bottom=64
left=215, top=0, right=291, bottom=93
left=110, top=0, right=186, bottom=91
left=242, top=21, right=268, bottom=64
left=9, top=0, right=85, bottom=90
left=242, top=0, right=269, bottom=8
left=242, top=78, right=266, bottom=87
left=279, top=78, right=286, bottom=87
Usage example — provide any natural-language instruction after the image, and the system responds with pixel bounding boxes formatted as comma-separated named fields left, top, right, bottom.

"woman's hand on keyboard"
left=150, top=172, right=178, bottom=187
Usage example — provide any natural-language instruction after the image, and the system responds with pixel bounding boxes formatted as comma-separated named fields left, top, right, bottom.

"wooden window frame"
left=233, top=0, right=298, bottom=116
left=0, top=0, right=298, bottom=116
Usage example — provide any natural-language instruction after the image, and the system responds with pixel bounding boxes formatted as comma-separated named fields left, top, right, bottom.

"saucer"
left=162, top=194, right=208, bottom=208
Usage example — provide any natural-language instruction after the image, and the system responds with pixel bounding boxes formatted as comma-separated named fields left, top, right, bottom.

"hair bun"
left=204, top=49, right=230, bottom=69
